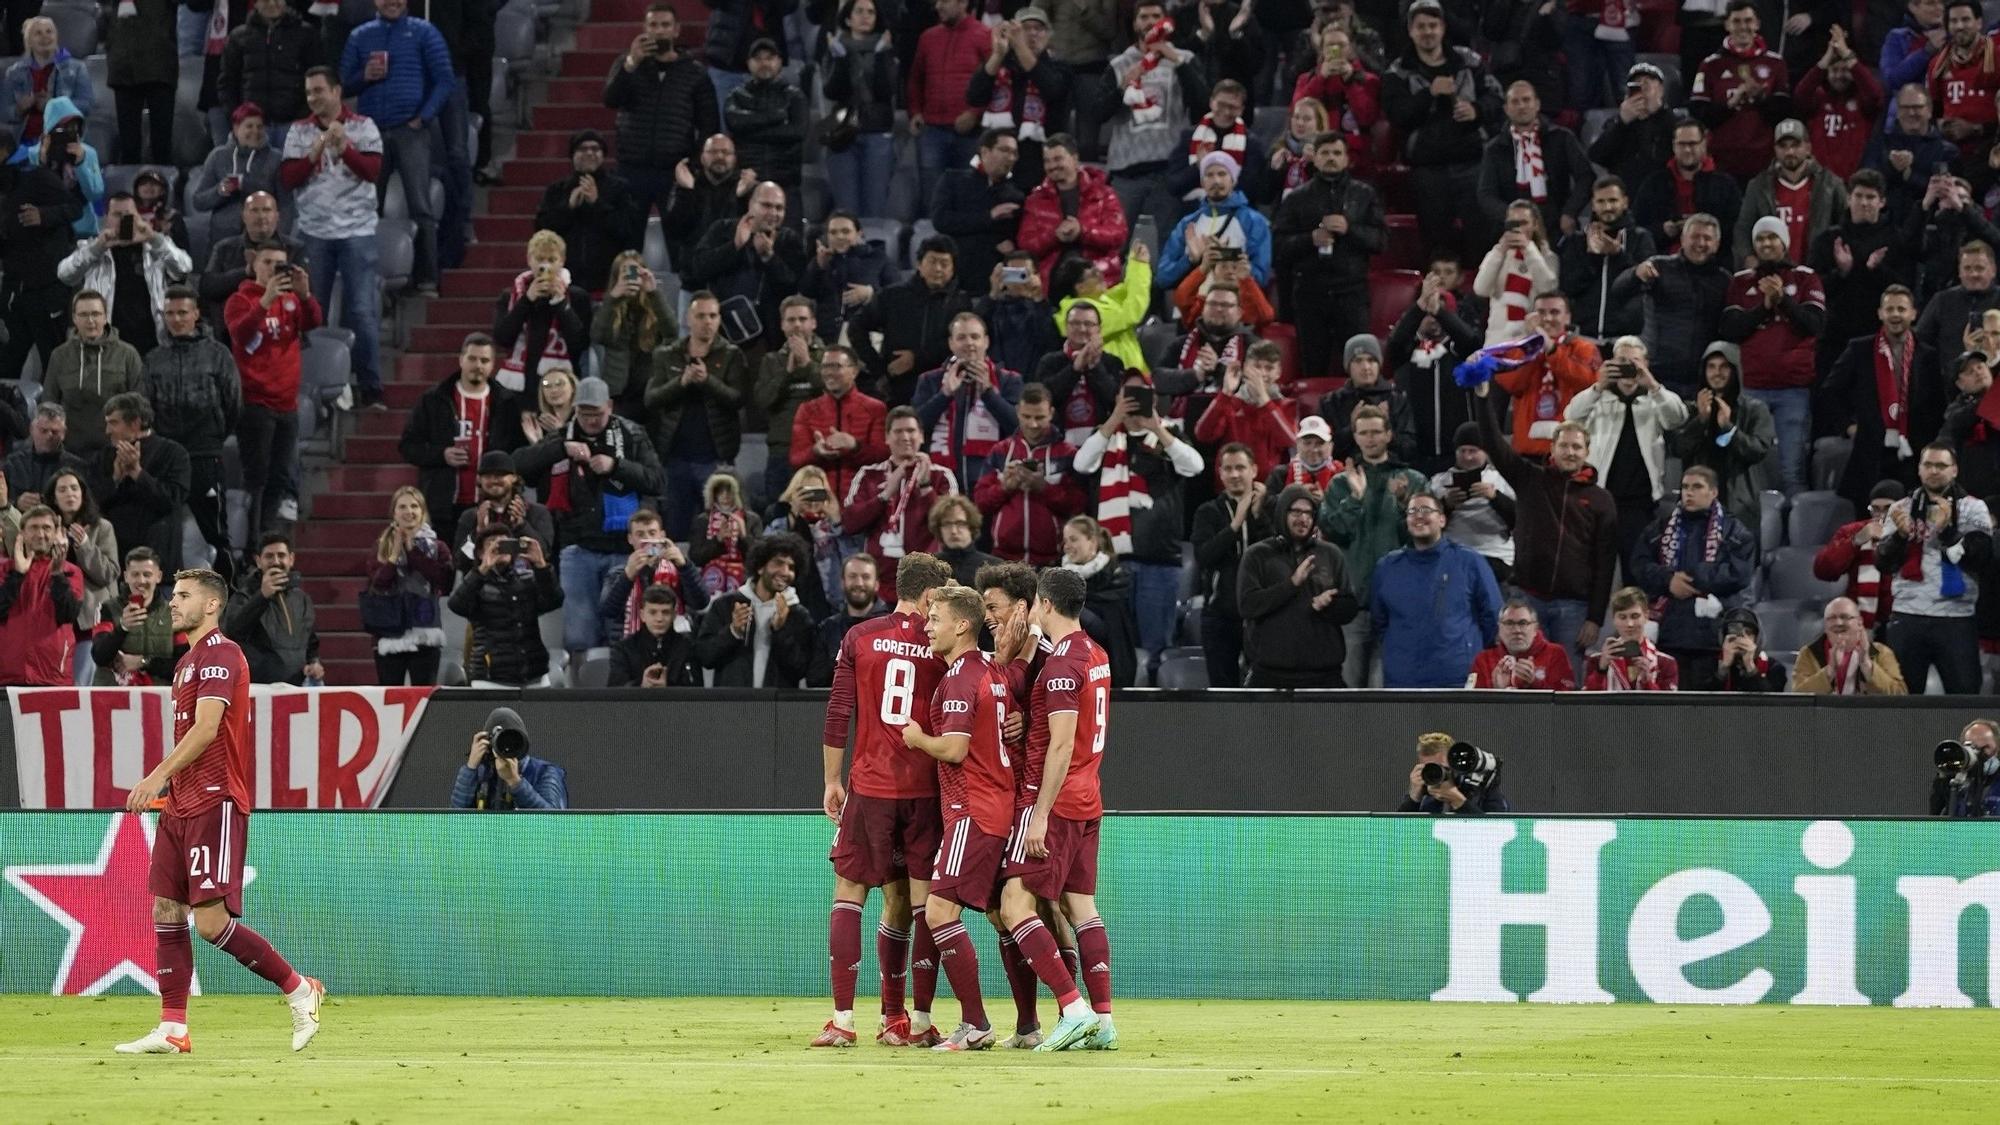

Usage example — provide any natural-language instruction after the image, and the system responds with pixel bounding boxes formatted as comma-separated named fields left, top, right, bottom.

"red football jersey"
left=932, top=650, right=1014, bottom=837
left=1036, top=630, right=1111, bottom=821
left=167, top=630, right=253, bottom=817
left=824, top=611, right=945, bottom=799
left=1932, top=49, right=2000, bottom=129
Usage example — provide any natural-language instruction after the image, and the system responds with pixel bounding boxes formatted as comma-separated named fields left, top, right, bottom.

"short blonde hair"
left=1611, top=335, right=1648, bottom=359
left=1610, top=586, right=1650, bottom=614
left=931, top=584, right=984, bottom=627
left=526, top=229, right=567, bottom=262
left=1417, top=732, right=1453, bottom=756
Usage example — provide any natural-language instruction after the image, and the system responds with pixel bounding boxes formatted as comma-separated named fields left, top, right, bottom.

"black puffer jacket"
left=533, top=171, right=642, bottom=293
left=702, top=0, right=798, bottom=71
left=220, top=7, right=325, bottom=125
left=604, top=54, right=719, bottom=171
left=0, top=163, right=84, bottom=288
left=448, top=564, right=562, bottom=686
left=724, top=76, right=807, bottom=189
left=141, top=332, right=241, bottom=458
left=1608, top=252, right=1733, bottom=394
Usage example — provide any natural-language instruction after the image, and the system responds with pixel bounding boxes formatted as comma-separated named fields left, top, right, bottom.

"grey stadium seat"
left=1786, top=490, right=1854, bottom=550
left=301, top=329, right=353, bottom=409
left=1155, top=649, right=1209, bottom=690
left=1748, top=599, right=1812, bottom=654
left=1811, top=435, right=1851, bottom=492
left=42, top=2, right=98, bottom=58
left=376, top=217, right=415, bottom=293
left=1763, top=545, right=1846, bottom=602
left=1138, top=321, right=1180, bottom=370
left=1759, top=490, right=1786, bottom=554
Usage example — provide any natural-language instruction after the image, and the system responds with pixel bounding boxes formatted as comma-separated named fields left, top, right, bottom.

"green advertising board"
left=2, top=812, right=1997, bottom=1004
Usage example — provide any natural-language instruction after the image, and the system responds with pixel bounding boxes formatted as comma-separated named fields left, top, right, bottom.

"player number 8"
left=995, top=702, right=1010, bottom=768
left=880, top=658, right=916, bottom=725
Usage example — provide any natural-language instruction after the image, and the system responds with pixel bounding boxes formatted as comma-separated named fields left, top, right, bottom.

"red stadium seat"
left=1369, top=269, right=1422, bottom=342
left=1383, top=215, right=1425, bottom=272
left=1289, top=376, right=1346, bottom=418
left=1265, top=321, right=1302, bottom=385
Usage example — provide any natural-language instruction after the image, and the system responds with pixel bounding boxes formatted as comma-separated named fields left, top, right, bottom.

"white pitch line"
left=3, top=1057, right=1998, bottom=1085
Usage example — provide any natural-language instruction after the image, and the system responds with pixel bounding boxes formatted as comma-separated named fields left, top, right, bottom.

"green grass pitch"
left=3, top=997, right=1998, bottom=1122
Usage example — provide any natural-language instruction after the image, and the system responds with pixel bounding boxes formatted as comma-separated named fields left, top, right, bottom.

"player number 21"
left=880, top=658, right=916, bottom=725
left=187, top=845, right=211, bottom=877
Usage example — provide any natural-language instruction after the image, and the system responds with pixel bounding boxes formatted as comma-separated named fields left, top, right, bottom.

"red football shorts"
left=1004, top=812, right=1099, bottom=900
left=149, top=801, right=249, bottom=916
left=928, top=817, right=1008, bottom=913
left=830, top=793, right=943, bottom=887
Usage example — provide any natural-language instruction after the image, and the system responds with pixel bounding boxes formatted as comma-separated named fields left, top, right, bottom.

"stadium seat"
left=1177, top=540, right=1197, bottom=600
left=1137, top=320, right=1179, bottom=370
left=184, top=207, right=213, bottom=264
left=1764, top=545, right=1847, bottom=602
left=801, top=170, right=830, bottom=225
left=382, top=172, right=410, bottom=221
left=1177, top=600, right=1203, bottom=646
left=1247, top=109, right=1286, bottom=158
left=736, top=433, right=770, bottom=497
left=641, top=216, right=671, bottom=274
left=1382, top=215, right=1424, bottom=272
left=377, top=217, right=415, bottom=293
left=858, top=218, right=904, bottom=261
left=1750, top=599, right=1811, bottom=654
left=1289, top=376, right=1343, bottom=415
left=1758, top=490, right=1786, bottom=555
left=1368, top=270, right=1420, bottom=342
left=1811, top=435, right=1851, bottom=492
left=495, top=3, right=536, bottom=66
left=1580, top=108, right=1618, bottom=150
left=1155, top=648, right=1209, bottom=690
left=1786, top=490, right=1854, bottom=550
left=907, top=219, right=937, bottom=267
left=573, top=654, right=611, bottom=688
left=537, top=610, right=568, bottom=677
left=1371, top=163, right=1413, bottom=215
left=1263, top=320, right=1301, bottom=383
left=42, top=2, right=98, bottom=58
left=301, top=329, right=353, bottom=410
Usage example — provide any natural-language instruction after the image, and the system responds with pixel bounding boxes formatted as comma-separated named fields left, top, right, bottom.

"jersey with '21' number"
left=167, top=631, right=254, bottom=818
left=823, top=610, right=945, bottom=799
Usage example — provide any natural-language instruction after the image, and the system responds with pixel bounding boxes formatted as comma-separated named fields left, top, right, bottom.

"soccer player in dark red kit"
left=815, top=552, right=955, bottom=1048
left=901, top=585, right=1014, bottom=1052
left=115, top=569, right=323, bottom=1055
left=1017, top=566, right=1119, bottom=1050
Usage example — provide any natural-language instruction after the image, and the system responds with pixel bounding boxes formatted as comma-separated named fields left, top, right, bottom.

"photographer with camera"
left=1932, top=720, right=2000, bottom=818
left=450, top=706, right=569, bottom=810
left=1712, top=606, right=1787, bottom=691
left=449, top=525, right=562, bottom=688
left=1397, top=732, right=1509, bottom=815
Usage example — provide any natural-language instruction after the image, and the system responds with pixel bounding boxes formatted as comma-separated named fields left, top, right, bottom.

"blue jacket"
left=1877, top=22, right=1937, bottom=104
left=1630, top=503, right=1756, bottom=654
left=1156, top=189, right=1273, bottom=288
left=450, top=755, right=569, bottom=810
left=1369, top=537, right=1502, bottom=688
left=911, top=361, right=1022, bottom=492
left=8, top=96, right=104, bottom=237
left=338, top=16, right=455, bottom=126
left=1, top=51, right=93, bottom=134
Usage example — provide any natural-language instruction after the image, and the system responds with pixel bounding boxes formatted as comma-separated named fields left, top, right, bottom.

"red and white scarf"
left=1874, top=330, right=1914, bottom=450
left=1095, top=431, right=1154, bottom=555
left=1121, top=17, right=1176, bottom=127
left=1602, top=636, right=1663, bottom=690
left=1511, top=126, right=1547, bottom=202
left=1280, top=141, right=1312, bottom=196
left=1285, top=457, right=1340, bottom=491
left=699, top=508, right=749, bottom=596
left=204, top=2, right=229, bottom=57
left=1058, top=343, right=1101, bottom=445
left=1494, top=249, right=1537, bottom=338
left=983, top=65, right=1048, bottom=142
left=1189, top=113, right=1248, bottom=167
left=1178, top=329, right=1245, bottom=379
left=928, top=358, right=1007, bottom=462
left=623, top=562, right=685, bottom=637
left=498, top=267, right=575, bottom=390
left=1824, top=641, right=1867, bottom=694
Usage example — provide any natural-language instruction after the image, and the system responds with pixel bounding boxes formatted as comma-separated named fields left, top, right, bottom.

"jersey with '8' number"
left=823, top=610, right=945, bottom=798
left=167, top=631, right=253, bottom=817
left=932, top=651, right=1014, bottom=836
left=1035, top=631, right=1111, bottom=820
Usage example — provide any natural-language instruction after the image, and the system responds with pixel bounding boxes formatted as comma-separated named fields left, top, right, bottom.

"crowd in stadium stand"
left=7, top=0, right=2000, bottom=696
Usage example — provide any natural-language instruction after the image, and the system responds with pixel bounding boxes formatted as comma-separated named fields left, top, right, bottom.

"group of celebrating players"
left=818, top=554, right=1117, bottom=1053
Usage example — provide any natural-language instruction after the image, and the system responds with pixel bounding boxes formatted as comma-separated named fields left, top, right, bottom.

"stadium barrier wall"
left=4, top=812, right=1997, bottom=1004
left=2, top=689, right=1990, bottom=815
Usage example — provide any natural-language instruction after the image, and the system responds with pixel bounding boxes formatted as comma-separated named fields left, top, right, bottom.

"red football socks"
left=155, top=922, right=192, bottom=1025
left=1074, top=915, right=1113, bottom=1013
left=911, top=908, right=939, bottom=1013
left=829, top=900, right=863, bottom=1011
left=930, top=920, right=985, bottom=1028
left=876, top=919, right=910, bottom=1016
left=209, top=918, right=302, bottom=994
left=1009, top=918, right=1081, bottom=1010
left=997, top=933, right=1039, bottom=1033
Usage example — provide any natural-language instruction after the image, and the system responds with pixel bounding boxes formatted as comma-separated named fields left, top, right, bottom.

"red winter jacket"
left=1813, top=520, right=1893, bottom=628
left=0, top=554, right=84, bottom=686
left=908, top=15, right=991, bottom=126
left=1194, top=394, right=1298, bottom=477
left=1017, top=166, right=1129, bottom=290
left=223, top=277, right=324, bottom=411
left=1720, top=264, right=1825, bottom=390
left=789, top=388, right=889, bottom=501
left=1290, top=66, right=1382, bottom=134
left=842, top=457, right=959, bottom=603
left=1467, top=635, right=1576, bottom=690
left=971, top=431, right=1082, bottom=566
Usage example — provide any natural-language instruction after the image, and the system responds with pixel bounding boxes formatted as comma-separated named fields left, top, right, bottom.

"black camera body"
left=1421, top=742, right=1503, bottom=791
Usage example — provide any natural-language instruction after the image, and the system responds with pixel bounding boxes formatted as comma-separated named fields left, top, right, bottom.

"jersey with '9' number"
left=932, top=650, right=1014, bottom=837
left=166, top=631, right=254, bottom=818
left=823, top=611, right=945, bottom=799
left=1038, top=631, right=1110, bottom=821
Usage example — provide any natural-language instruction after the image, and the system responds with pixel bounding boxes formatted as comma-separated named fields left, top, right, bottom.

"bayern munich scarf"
left=1651, top=502, right=1725, bottom=618
left=1189, top=113, right=1248, bottom=167
left=1279, top=138, right=1312, bottom=197
left=1494, top=249, right=1537, bottom=338
left=1929, top=31, right=1998, bottom=91
left=699, top=507, right=748, bottom=596
left=1121, top=17, right=1175, bottom=128
left=1095, top=431, right=1154, bottom=555
left=983, top=64, right=1048, bottom=142
left=544, top=414, right=628, bottom=515
left=1603, top=636, right=1663, bottom=690
left=1822, top=639, right=1866, bottom=694
left=1875, top=331, right=1914, bottom=448
left=1511, top=126, right=1547, bottom=202
left=622, top=563, right=684, bottom=637
left=1284, top=456, right=1339, bottom=491
left=1178, top=329, right=1245, bottom=378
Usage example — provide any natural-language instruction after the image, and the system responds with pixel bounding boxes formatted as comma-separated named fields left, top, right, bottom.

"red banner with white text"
left=10, top=687, right=432, bottom=809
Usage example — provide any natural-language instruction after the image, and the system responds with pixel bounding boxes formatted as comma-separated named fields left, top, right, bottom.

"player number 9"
left=880, top=658, right=915, bottom=725
left=1091, top=686, right=1108, bottom=755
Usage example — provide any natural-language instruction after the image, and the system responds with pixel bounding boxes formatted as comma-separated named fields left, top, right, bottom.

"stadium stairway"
left=302, top=0, right=704, bottom=683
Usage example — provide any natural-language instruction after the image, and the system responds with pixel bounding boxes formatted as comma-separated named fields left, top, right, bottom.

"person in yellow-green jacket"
left=1052, top=241, right=1153, bottom=374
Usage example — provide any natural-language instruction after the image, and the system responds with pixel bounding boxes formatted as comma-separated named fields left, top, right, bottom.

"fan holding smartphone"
left=1584, top=586, right=1680, bottom=691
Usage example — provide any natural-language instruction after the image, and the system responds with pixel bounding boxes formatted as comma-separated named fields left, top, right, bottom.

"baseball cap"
left=1774, top=118, right=1808, bottom=143
left=1627, top=62, right=1666, bottom=85
left=1297, top=416, right=1333, bottom=442
left=1407, top=0, right=1445, bottom=23
left=1014, top=5, right=1049, bottom=25
left=747, top=37, right=781, bottom=57
left=1953, top=350, right=1990, bottom=375
left=575, top=376, right=613, bottom=407
left=477, top=451, right=516, bottom=475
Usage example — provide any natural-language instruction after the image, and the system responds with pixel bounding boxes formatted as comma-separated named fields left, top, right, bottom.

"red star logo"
left=3, top=814, right=252, bottom=996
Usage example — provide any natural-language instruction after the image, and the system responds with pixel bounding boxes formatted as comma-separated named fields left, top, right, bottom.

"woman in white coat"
left=1562, top=335, right=1690, bottom=561
left=1472, top=200, right=1559, bottom=348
